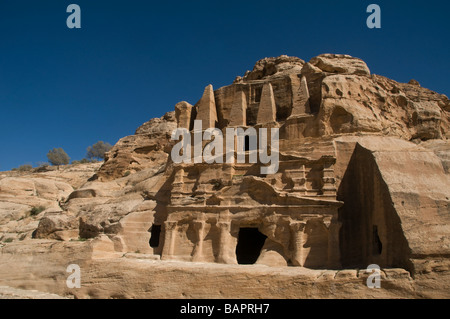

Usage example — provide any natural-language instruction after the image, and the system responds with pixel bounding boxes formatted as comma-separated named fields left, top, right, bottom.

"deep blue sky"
left=0, top=0, right=449, bottom=171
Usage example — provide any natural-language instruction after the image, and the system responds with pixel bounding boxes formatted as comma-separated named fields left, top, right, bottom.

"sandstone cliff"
left=1, top=54, right=449, bottom=298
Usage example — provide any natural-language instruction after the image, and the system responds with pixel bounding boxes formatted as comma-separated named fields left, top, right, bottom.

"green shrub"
left=36, top=162, right=49, bottom=168
left=72, top=158, right=92, bottom=165
left=13, top=164, right=33, bottom=172
left=123, top=171, right=131, bottom=177
left=4, top=238, right=14, bottom=243
left=86, top=141, right=113, bottom=160
left=47, top=148, right=70, bottom=166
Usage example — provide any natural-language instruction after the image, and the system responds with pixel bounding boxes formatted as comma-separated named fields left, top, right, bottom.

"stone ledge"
left=0, top=286, right=69, bottom=299
left=123, top=253, right=161, bottom=260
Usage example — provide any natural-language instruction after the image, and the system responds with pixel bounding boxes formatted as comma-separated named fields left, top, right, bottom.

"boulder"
left=309, top=53, right=371, bottom=75
left=33, top=213, right=78, bottom=240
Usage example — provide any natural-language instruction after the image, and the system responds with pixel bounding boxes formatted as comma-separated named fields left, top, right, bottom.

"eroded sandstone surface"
left=1, top=54, right=449, bottom=298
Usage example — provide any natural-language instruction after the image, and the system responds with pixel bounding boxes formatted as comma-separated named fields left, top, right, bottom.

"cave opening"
left=372, top=225, right=383, bottom=255
left=235, top=228, right=267, bottom=264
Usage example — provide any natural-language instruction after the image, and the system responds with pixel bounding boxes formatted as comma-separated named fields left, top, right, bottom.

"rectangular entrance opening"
left=235, top=228, right=267, bottom=264
left=149, top=224, right=161, bottom=248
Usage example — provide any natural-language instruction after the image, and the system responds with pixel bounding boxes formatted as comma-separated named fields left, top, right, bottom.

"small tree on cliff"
left=47, top=148, right=70, bottom=167
left=86, top=141, right=112, bottom=161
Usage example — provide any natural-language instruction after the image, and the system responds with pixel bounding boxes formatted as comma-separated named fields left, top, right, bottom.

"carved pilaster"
left=216, top=221, right=237, bottom=264
left=326, top=217, right=342, bottom=269
left=289, top=221, right=307, bottom=267
left=192, top=220, right=207, bottom=262
left=161, top=221, right=177, bottom=260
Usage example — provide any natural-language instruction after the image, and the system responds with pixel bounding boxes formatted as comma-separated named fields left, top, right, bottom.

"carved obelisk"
left=175, top=101, right=193, bottom=129
left=195, top=84, right=218, bottom=129
left=257, top=83, right=277, bottom=124
left=228, top=89, right=247, bottom=127
left=290, top=75, right=311, bottom=117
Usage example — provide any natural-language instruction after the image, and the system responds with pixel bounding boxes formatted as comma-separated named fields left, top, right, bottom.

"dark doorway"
left=244, top=135, right=257, bottom=152
left=244, top=135, right=250, bottom=151
left=149, top=224, right=161, bottom=248
left=236, top=228, right=267, bottom=264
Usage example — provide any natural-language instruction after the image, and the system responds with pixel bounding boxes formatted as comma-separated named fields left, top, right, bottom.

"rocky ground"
left=0, top=286, right=68, bottom=299
left=0, top=163, right=102, bottom=243
left=1, top=239, right=448, bottom=299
